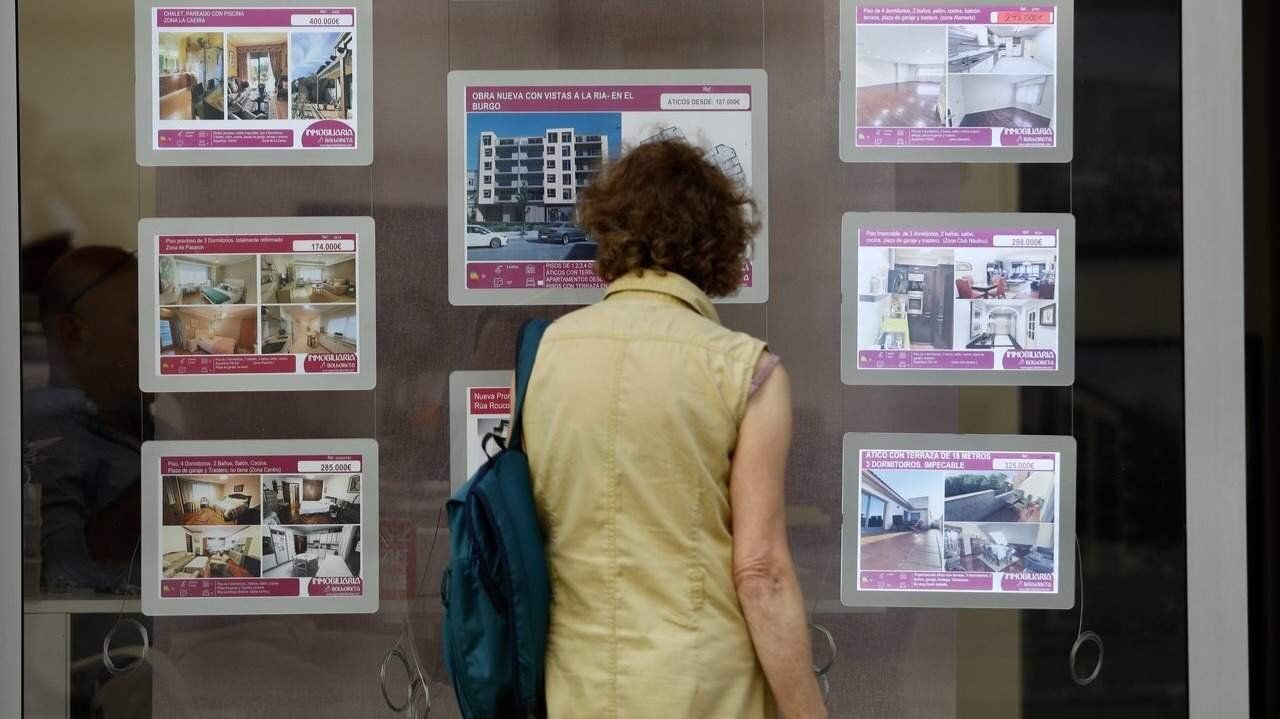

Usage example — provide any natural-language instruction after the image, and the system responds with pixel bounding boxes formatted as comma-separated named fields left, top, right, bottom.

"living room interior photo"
left=157, top=31, right=225, bottom=121
left=158, top=255, right=257, bottom=306
left=226, top=32, right=288, bottom=120
left=954, top=249, right=1057, bottom=300
left=854, top=24, right=947, bottom=128
left=161, top=525, right=262, bottom=579
left=943, top=522, right=1055, bottom=574
left=262, top=474, right=361, bottom=526
left=162, top=474, right=262, bottom=526
left=260, top=304, right=357, bottom=355
left=159, top=305, right=257, bottom=356
left=260, top=253, right=356, bottom=303
left=262, top=525, right=361, bottom=579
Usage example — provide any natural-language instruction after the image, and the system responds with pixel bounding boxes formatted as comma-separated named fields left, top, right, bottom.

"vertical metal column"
left=1183, top=0, right=1251, bottom=716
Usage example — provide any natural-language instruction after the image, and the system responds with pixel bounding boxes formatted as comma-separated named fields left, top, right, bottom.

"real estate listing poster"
left=841, top=212, right=1075, bottom=386
left=138, top=217, right=376, bottom=392
left=449, top=371, right=514, bottom=492
left=839, top=1, right=1074, bottom=163
left=135, top=0, right=373, bottom=166
left=447, top=69, right=769, bottom=306
left=141, top=439, right=379, bottom=616
left=841, top=433, right=1075, bottom=610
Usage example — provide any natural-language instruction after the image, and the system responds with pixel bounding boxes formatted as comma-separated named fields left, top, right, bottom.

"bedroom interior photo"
left=158, top=255, right=257, bottom=306
left=159, top=305, right=258, bottom=356
left=161, top=525, right=262, bottom=579
left=260, top=253, right=356, bottom=304
left=263, top=474, right=361, bottom=525
left=260, top=304, right=358, bottom=355
left=262, top=524, right=362, bottom=579
left=943, top=522, right=1055, bottom=574
left=162, top=474, right=262, bottom=526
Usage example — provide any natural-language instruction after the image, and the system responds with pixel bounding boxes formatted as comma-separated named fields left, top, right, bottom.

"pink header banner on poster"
left=156, top=7, right=356, bottom=28
left=161, top=578, right=300, bottom=597
left=161, top=454, right=364, bottom=474
left=466, top=85, right=752, bottom=113
left=159, top=233, right=358, bottom=254
left=470, top=387, right=512, bottom=415
left=860, top=449, right=1057, bottom=471
left=858, top=229, right=1058, bottom=248
left=855, top=6, right=1055, bottom=25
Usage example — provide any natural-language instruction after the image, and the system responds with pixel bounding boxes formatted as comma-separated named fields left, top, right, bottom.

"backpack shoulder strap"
left=508, top=318, right=551, bottom=450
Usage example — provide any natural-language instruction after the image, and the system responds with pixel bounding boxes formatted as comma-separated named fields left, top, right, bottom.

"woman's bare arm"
left=731, top=362, right=827, bottom=718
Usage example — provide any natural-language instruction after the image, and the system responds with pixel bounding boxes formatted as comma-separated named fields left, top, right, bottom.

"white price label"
left=992, top=233, right=1058, bottom=248
left=659, top=93, right=750, bottom=110
left=298, top=460, right=362, bottom=473
left=292, top=239, right=356, bottom=252
left=992, top=458, right=1056, bottom=471
left=291, top=14, right=354, bottom=27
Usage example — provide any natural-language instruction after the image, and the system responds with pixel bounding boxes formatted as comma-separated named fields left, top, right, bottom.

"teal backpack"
left=442, top=319, right=551, bottom=719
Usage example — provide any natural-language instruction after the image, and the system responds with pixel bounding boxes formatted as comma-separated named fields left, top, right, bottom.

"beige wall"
left=19, top=2, right=141, bottom=251
left=221, top=258, right=257, bottom=303
left=323, top=258, right=356, bottom=282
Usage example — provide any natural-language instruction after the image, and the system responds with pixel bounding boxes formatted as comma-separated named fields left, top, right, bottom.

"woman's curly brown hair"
left=579, top=139, right=759, bottom=298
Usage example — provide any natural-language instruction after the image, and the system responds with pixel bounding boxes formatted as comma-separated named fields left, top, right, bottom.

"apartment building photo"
left=468, top=112, right=620, bottom=224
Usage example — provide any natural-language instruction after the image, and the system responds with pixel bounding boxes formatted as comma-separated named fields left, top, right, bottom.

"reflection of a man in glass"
left=26, top=247, right=148, bottom=592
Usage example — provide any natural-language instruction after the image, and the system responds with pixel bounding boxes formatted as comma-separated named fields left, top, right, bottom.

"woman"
left=523, top=139, right=827, bottom=718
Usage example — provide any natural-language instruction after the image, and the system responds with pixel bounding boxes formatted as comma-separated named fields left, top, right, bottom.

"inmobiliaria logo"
left=302, top=120, right=356, bottom=148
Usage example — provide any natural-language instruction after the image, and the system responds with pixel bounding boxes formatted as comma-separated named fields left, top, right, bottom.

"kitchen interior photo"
left=161, top=525, right=262, bottom=579
left=260, top=304, right=358, bottom=355
left=948, top=24, right=1056, bottom=75
left=159, top=255, right=256, bottom=306
left=857, top=247, right=955, bottom=351
left=262, top=525, right=361, bottom=579
left=261, top=253, right=356, bottom=303
left=159, top=305, right=258, bottom=356
left=854, top=25, right=947, bottom=128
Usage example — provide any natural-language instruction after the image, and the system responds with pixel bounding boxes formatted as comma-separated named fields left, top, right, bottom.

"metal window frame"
left=0, top=0, right=1249, bottom=716
left=1183, top=0, right=1250, bottom=715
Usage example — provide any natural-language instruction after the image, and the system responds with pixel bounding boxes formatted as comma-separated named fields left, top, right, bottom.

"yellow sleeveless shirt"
left=523, top=270, right=773, bottom=718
